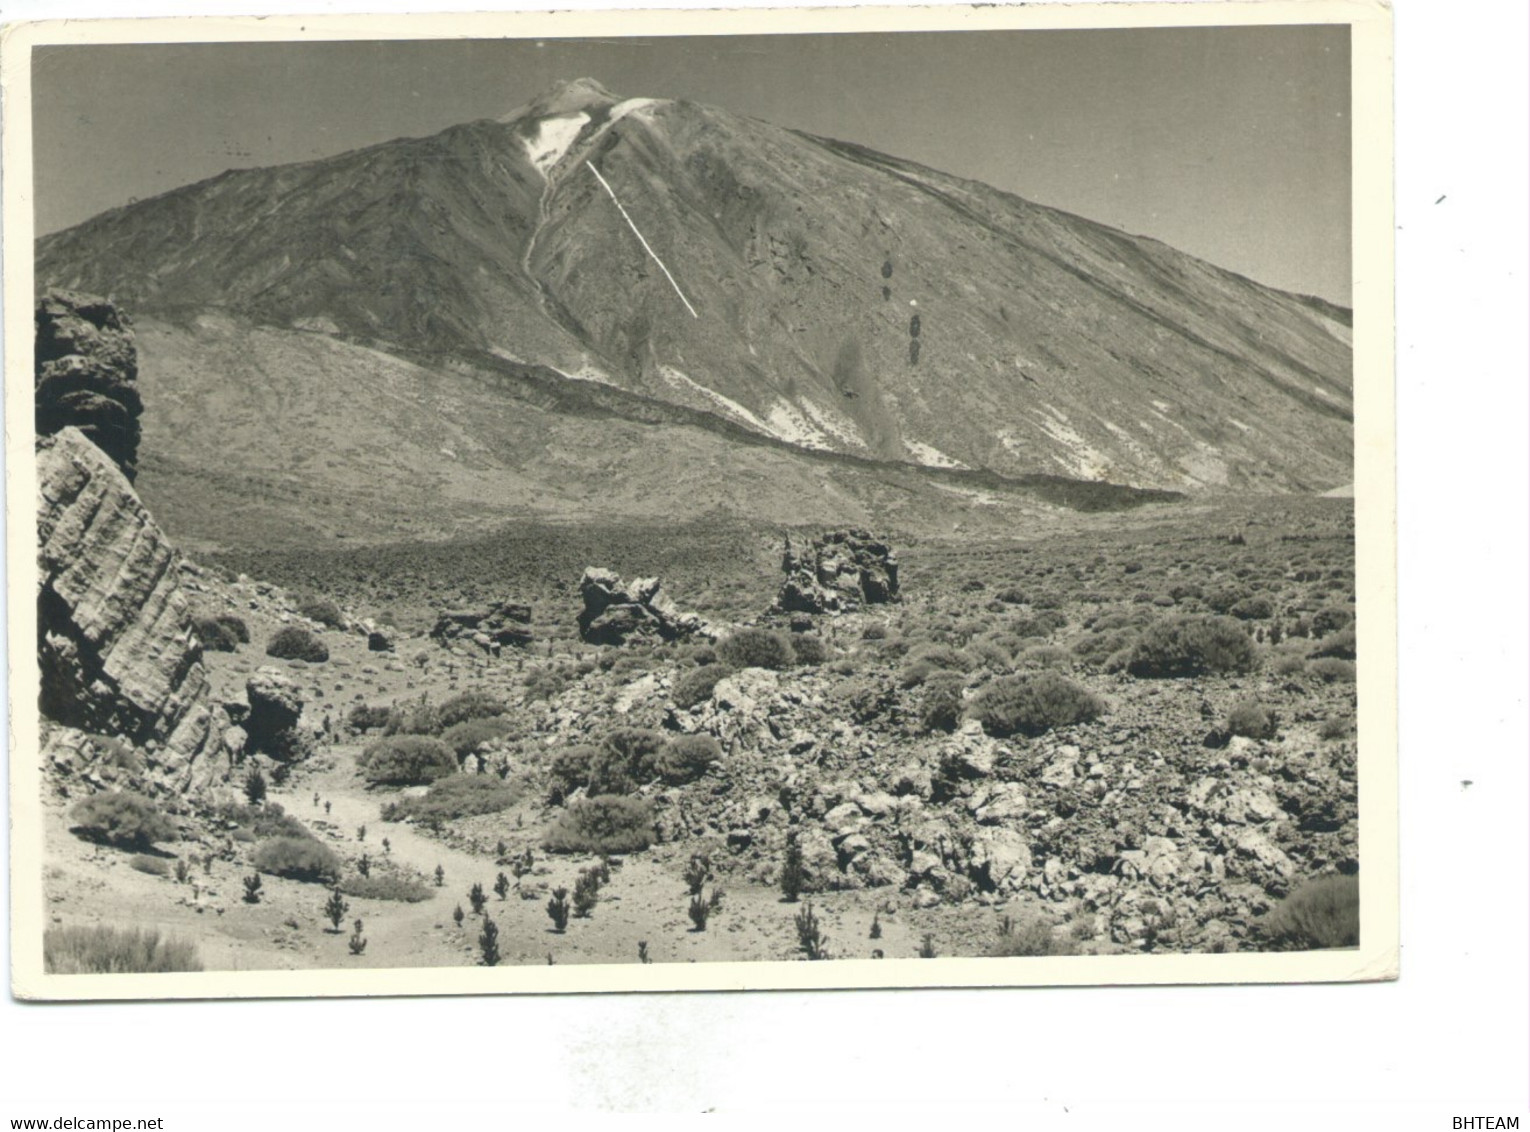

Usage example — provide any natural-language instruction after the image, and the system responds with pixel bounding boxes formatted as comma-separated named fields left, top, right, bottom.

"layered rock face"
left=774, top=530, right=900, bottom=614
left=37, top=427, right=230, bottom=793
left=35, top=289, right=143, bottom=482
left=577, top=568, right=708, bottom=645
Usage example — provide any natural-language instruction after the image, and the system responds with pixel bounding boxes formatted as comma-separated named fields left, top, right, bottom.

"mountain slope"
left=38, top=77, right=1352, bottom=496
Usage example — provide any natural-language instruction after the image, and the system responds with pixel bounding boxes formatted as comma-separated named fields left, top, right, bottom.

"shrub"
left=297, top=596, right=346, bottom=629
left=780, top=831, right=805, bottom=902
left=324, top=887, right=350, bottom=931
left=1308, top=657, right=1356, bottom=683
left=969, top=672, right=1105, bottom=738
left=543, top=795, right=655, bottom=855
left=573, top=870, right=600, bottom=918
left=688, top=891, right=710, bottom=931
left=549, top=745, right=599, bottom=797
left=244, top=767, right=267, bottom=806
left=651, top=734, right=722, bottom=785
left=468, top=882, right=487, bottom=916
left=242, top=874, right=262, bottom=903
left=44, top=924, right=203, bottom=974
left=192, top=616, right=241, bottom=653
left=546, top=888, right=571, bottom=932
left=1272, top=653, right=1308, bottom=676
left=441, top=717, right=514, bottom=759
left=69, top=792, right=177, bottom=850
left=384, top=697, right=442, bottom=736
left=435, top=690, right=509, bottom=731
left=266, top=625, right=329, bottom=663
left=1311, top=608, right=1354, bottom=637
left=1229, top=596, right=1274, bottom=621
left=479, top=917, right=502, bottom=966
left=1125, top=616, right=1257, bottom=678
left=1227, top=701, right=1278, bottom=740
left=919, top=674, right=965, bottom=733
left=1320, top=715, right=1354, bottom=741
left=347, top=704, right=392, bottom=732
left=1310, top=627, right=1357, bottom=660
left=217, top=801, right=310, bottom=842
left=673, top=663, right=733, bottom=709
left=794, top=902, right=829, bottom=960
left=340, top=868, right=433, bottom=903
left=129, top=854, right=171, bottom=877
left=1258, top=874, right=1359, bottom=950
left=214, top=613, right=250, bottom=644
left=790, top=635, right=830, bottom=666
left=718, top=628, right=795, bottom=671
left=386, top=774, right=519, bottom=824
left=989, top=916, right=1065, bottom=957
left=358, top=736, right=457, bottom=786
left=253, top=836, right=342, bottom=883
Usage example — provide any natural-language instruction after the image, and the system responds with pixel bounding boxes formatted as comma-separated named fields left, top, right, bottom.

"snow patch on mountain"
left=904, top=439, right=967, bottom=469
left=799, top=399, right=866, bottom=450
left=523, top=113, right=590, bottom=177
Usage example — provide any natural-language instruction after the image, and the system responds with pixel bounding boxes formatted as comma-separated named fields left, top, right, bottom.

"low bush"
left=1258, top=873, right=1359, bottom=950
left=1125, top=615, right=1257, bottom=678
left=383, top=697, right=441, bottom=736
left=1311, top=608, right=1354, bottom=637
left=651, top=734, right=722, bottom=785
left=44, top=924, right=203, bottom=974
left=672, top=663, right=733, bottom=709
left=1227, top=701, right=1278, bottom=740
left=1310, top=627, right=1356, bottom=661
left=969, top=672, right=1105, bottom=738
left=1320, top=715, right=1354, bottom=741
left=129, top=854, right=171, bottom=877
left=1229, top=596, right=1274, bottom=621
left=589, top=727, right=666, bottom=795
left=441, top=717, right=514, bottom=759
left=340, top=868, right=434, bottom=903
left=192, top=616, right=241, bottom=652
left=988, top=916, right=1066, bottom=957
left=69, top=792, right=177, bottom=850
left=542, top=795, right=656, bottom=855
left=789, top=635, right=830, bottom=666
left=385, top=774, right=519, bottom=824
left=253, top=836, right=342, bottom=883
left=1308, top=657, right=1357, bottom=683
left=348, top=704, right=393, bottom=732
left=549, top=745, right=599, bottom=798
left=718, top=628, right=795, bottom=671
left=1272, top=653, right=1308, bottom=676
left=214, top=613, right=250, bottom=644
left=297, top=596, right=346, bottom=629
left=358, top=736, right=457, bottom=786
left=435, top=690, right=509, bottom=731
left=919, top=673, right=965, bottom=733
left=1010, top=611, right=1068, bottom=639
left=266, top=626, right=329, bottom=663
left=215, top=801, right=310, bottom=842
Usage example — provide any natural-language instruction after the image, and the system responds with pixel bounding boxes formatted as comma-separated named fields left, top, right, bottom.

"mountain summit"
left=37, top=77, right=1352, bottom=511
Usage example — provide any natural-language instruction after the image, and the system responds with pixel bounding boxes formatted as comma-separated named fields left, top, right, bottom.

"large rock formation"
left=431, top=601, right=534, bottom=654
left=577, top=568, right=708, bottom=645
left=37, top=427, right=230, bottom=793
left=773, top=530, right=900, bottom=614
left=35, top=289, right=142, bottom=482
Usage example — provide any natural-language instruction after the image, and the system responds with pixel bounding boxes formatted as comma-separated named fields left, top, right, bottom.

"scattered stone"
left=577, top=569, right=708, bottom=645
left=431, top=601, right=533, bottom=653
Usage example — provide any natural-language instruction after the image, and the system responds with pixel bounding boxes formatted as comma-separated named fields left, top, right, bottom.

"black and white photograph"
left=7, top=1, right=1396, bottom=999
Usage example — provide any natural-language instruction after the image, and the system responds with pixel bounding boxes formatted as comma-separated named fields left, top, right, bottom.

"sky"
left=31, top=25, right=1351, bottom=303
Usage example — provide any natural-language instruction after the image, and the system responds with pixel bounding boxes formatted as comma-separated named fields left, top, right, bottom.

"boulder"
left=773, top=529, right=900, bottom=614
left=35, top=290, right=142, bottom=481
left=577, top=568, right=707, bottom=645
left=244, top=667, right=307, bottom=759
left=36, top=427, right=229, bottom=793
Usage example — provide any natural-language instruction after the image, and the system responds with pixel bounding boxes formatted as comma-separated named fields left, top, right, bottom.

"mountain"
left=36, top=78, right=1352, bottom=547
